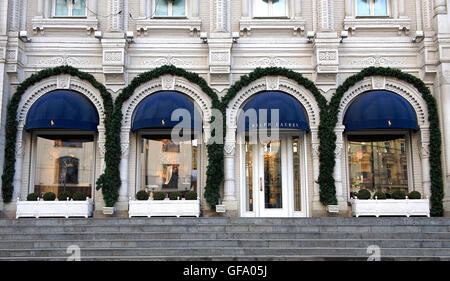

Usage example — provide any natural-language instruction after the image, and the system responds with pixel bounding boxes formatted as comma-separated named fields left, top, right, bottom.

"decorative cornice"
left=141, top=55, right=195, bottom=67
left=37, top=55, right=91, bottom=67
left=247, top=56, right=296, bottom=67
left=350, top=56, right=405, bottom=67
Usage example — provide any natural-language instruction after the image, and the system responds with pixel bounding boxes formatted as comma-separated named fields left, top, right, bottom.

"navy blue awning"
left=132, top=91, right=202, bottom=131
left=343, top=90, right=419, bottom=132
left=25, top=90, right=99, bottom=131
left=238, top=91, right=310, bottom=132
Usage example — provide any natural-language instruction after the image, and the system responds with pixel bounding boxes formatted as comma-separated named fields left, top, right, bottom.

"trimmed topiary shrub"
left=72, top=191, right=86, bottom=201
left=27, top=193, right=39, bottom=201
left=153, top=191, right=166, bottom=200
left=185, top=191, right=198, bottom=200
left=169, top=192, right=182, bottom=200
left=408, top=191, right=422, bottom=199
left=136, top=190, right=149, bottom=200
left=43, top=192, right=56, bottom=201
left=357, top=189, right=371, bottom=200
left=373, top=191, right=386, bottom=199
left=58, top=191, right=70, bottom=201
left=392, top=190, right=407, bottom=199
left=385, top=193, right=392, bottom=199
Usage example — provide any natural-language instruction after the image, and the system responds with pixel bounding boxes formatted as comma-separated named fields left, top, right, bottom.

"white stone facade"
left=0, top=0, right=450, bottom=217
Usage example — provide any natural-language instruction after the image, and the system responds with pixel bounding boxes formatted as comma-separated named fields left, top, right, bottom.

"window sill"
left=136, top=18, right=201, bottom=35
left=344, top=17, right=411, bottom=33
left=32, top=17, right=99, bottom=34
left=239, top=18, right=306, bottom=36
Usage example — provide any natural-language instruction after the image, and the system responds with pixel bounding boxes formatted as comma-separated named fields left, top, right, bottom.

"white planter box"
left=102, top=207, right=115, bottom=215
left=327, top=205, right=340, bottom=213
left=351, top=198, right=430, bottom=217
left=129, top=198, right=200, bottom=218
left=16, top=198, right=94, bottom=218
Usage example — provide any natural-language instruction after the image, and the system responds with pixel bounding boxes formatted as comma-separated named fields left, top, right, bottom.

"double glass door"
left=243, top=134, right=307, bottom=217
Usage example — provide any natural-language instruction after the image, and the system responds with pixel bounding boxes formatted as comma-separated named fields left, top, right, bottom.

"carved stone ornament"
left=334, top=144, right=343, bottom=158
left=15, top=141, right=25, bottom=158
left=121, top=143, right=130, bottom=158
left=224, top=143, right=235, bottom=155
left=161, top=75, right=175, bottom=90
left=266, top=76, right=279, bottom=90
left=98, top=142, right=106, bottom=158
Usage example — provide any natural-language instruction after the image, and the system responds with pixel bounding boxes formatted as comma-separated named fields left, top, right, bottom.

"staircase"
left=0, top=217, right=449, bottom=261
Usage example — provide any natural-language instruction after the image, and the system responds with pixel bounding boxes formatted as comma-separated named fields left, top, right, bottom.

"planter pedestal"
left=102, top=207, right=115, bottom=215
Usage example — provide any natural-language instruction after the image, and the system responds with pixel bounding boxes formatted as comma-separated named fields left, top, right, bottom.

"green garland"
left=326, top=66, right=444, bottom=216
left=221, top=67, right=335, bottom=204
left=1, top=65, right=114, bottom=203
left=113, top=65, right=223, bottom=209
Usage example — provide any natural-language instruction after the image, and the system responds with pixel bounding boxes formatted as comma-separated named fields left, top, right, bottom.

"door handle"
left=259, top=177, right=263, bottom=192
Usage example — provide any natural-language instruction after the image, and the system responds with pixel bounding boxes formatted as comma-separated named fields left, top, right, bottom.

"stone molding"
left=336, top=76, right=429, bottom=128
left=227, top=76, right=321, bottom=128
left=121, top=75, right=213, bottom=130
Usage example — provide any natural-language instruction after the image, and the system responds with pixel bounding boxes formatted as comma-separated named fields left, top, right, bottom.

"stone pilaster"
left=101, top=33, right=127, bottom=92
left=223, top=123, right=238, bottom=211
left=208, top=0, right=232, bottom=93
left=334, top=126, right=345, bottom=202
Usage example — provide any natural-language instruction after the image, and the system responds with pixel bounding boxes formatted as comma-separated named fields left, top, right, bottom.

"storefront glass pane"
left=293, top=137, right=301, bottom=211
left=245, top=141, right=253, bottom=212
left=140, top=135, right=197, bottom=196
left=264, top=140, right=282, bottom=208
left=34, top=135, right=94, bottom=198
left=348, top=137, right=409, bottom=197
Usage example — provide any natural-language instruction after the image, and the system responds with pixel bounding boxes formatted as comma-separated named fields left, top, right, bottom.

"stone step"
left=1, top=239, right=450, bottom=249
left=1, top=247, right=450, bottom=258
left=1, top=231, right=450, bottom=240
left=1, top=224, right=449, bottom=233
left=1, top=255, right=449, bottom=261
left=1, top=217, right=449, bottom=226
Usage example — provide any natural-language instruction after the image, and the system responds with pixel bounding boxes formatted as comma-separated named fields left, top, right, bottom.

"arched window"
left=344, top=90, right=418, bottom=198
left=26, top=90, right=98, bottom=199
left=132, top=91, right=202, bottom=198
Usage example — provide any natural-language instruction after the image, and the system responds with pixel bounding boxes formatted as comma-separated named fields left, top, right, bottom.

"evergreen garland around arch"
left=220, top=67, right=336, bottom=205
left=112, top=65, right=223, bottom=209
left=1, top=65, right=114, bottom=204
left=327, top=66, right=444, bottom=216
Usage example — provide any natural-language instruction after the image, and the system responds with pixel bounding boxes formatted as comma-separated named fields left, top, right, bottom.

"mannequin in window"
left=162, top=165, right=179, bottom=189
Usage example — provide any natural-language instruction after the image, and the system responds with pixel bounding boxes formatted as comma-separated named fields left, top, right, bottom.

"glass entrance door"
left=243, top=134, right=307, bottom=217
left=258, top=139, right=287, bottom=217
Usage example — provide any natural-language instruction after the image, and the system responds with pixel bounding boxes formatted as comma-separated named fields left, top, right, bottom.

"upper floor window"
left=253, top=0, right=287, bottom=17
left=54, top=0, right=87, bottom=17
left=154, top=0, right=187, bottom=17
left=357, top=0, right=388, bottom=16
